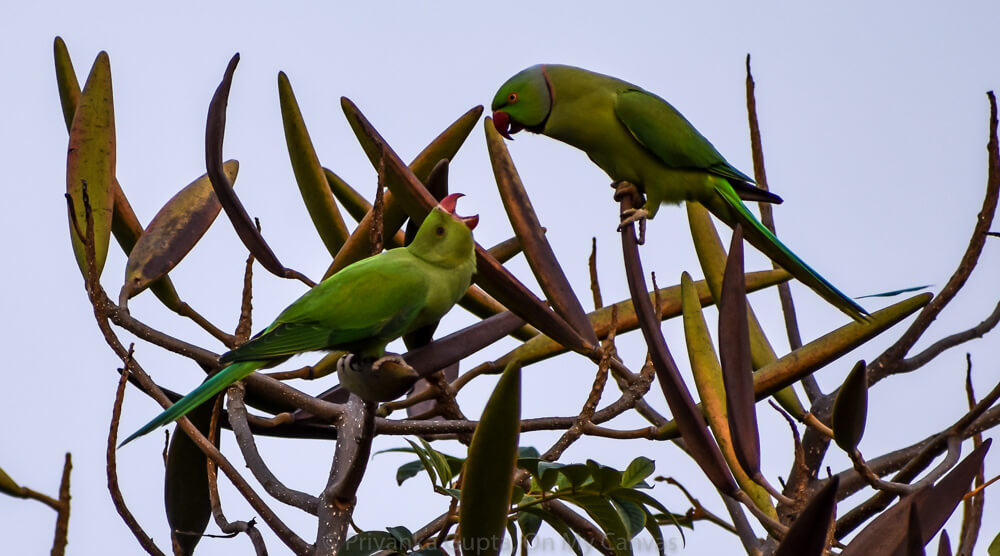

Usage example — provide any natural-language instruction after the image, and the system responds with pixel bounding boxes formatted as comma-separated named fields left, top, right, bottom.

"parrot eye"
left=507, top=92, right=518, bottom=104
left=435, top=226, right=445, bottom=236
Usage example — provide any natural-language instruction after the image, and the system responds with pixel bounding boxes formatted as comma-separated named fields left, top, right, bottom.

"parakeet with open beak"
left=120, top=194, right=478, bottom=446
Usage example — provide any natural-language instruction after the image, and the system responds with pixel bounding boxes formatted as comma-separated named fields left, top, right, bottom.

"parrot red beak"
left=439, top=193, right=479, bottom=230
left=492, top=111, right=522, bottom=140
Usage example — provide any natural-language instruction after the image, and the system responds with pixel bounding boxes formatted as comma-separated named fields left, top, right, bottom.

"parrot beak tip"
left=439, top=193, right=464, bottom=214
left=492, top=111, right=514, bottom=140
left=438, top=194, right=477, bottom=230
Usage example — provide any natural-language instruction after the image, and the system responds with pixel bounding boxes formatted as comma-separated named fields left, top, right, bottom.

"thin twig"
left=50, top=453, right=72, bottom=556
left=411, top=512, right=452, bottom=547
left=107, top=356, right=167, bottom=556
left=543, top=306, right=616, bottom=461
left=958, top=353, right=985, bottom=556
left=661, top=477, right=740, bottom=535
left=770, top=399, right=809, bottom=521
left=206, top=394, right=270, bottom=555
left=371, top=154, right=385, bottom=256
left=744, top=54, right=805, bottom=358
left=177, top=301, right=237, bottom=348
left=893, top=298, right=1000, bottom=374
left=236, top=234, right=257, bottom=343
left=589, top=237, right=603, bottom=310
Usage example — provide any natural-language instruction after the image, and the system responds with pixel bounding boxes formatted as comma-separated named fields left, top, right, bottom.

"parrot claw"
left=336, top=353, right=354, bottom=373
left=612, top=180, right=648, bottom=243
left=372, top=354, right=414, bottom=374
left=617, top=208, right=648, bottom=245
left=611, top=180, right=642, bottom=202
left=336, top=353, right=372, bottom=374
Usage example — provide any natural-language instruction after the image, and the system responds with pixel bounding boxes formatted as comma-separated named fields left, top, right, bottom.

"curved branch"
left=871, top=91, right=1000, bottom=384
left=227, top=385, right=320, bottom=514
left=895, top=298, right=1000, bottom=373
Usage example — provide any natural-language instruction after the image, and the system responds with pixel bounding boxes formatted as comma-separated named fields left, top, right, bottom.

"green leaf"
left=405, top=439, right=439, bottom=487
left=278, top=72, right=349, bottom=256
left=0, top=466, right=23, bottom=497
left=518, top=446, right=540, bottom=459
left=517, top=511, right=542, bottom=544
left=568, top=494, right=633, bottom=556
left=53, top=37, right=185, bottom=312
left=395, top=460, right=424, bottom=486
left=420, top=438, right=454, bottom=487
left=520, top=507, right=583, bottom=556
left=538, top=462, right=564, bottom=492
left=385, top=526, right=414, bottom=550
left=640, top=505, right=668, bottom=556
left=517, top=457, right=541, bottom=480
left=988, top=530, right=1000, bottom=556
left=459, top=362, right=522, bottom=556
left=611, top=497, right=647, bottom=539
left=53, top=37, right=80, bottom=130
left=680, top=272, right=776, bottom=516
left=587, top=461, right=623, bottom=494
left=609, top=488, right=670, bottom=517
left=560, top=464, right=592, bottom=489
left=613, top=488, right=686, bottom=542
left=66, top=51, right=115, bottom=278
left=621, top=457, right=655, bottom=488
left=510, top=485, right=525, bottom=506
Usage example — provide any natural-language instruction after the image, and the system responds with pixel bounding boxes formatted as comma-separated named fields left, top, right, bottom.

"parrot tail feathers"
left=708, top=184, right=868, bottom=322
left=118, top=360, right=263, bottom=447
left=730, top=181, right=784, bottom=204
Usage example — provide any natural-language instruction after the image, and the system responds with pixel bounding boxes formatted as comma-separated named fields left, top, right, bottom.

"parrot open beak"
left=439, top=193, right=479, bottom=230
left=492, top=111, right=523, bottom=140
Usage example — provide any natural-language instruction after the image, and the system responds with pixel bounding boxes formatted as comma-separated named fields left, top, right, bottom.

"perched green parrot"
left=491, top=64, right=866, bottom=321
left=120, top=194, right=478, bottom=446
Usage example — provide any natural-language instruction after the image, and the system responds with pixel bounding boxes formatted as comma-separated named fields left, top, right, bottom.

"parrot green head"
left=491, top=65, right=552, bottom=139
left=408, top=193, right=478, bottom=268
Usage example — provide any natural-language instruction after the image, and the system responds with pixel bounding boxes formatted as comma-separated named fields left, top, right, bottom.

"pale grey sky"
left=2, top=2, right=998, bottom=554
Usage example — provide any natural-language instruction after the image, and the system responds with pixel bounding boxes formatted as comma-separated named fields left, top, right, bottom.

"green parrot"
left=120, top=194, right=478, bottom=446
left=491, top=64, right=866, bottom=321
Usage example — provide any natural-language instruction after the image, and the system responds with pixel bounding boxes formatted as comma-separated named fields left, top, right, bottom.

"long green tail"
left=707, top=181, right=868, bottom=322
left=119, top=360, right=263, bottom=447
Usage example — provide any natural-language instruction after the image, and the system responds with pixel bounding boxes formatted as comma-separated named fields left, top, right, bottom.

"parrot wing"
left=614, top=88, right=757, bottom=184
left=222, top=253, right=431, bottom=362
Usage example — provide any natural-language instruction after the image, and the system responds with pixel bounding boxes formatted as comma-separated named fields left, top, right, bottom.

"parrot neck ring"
left=439, top=193, right=479, bottom=230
